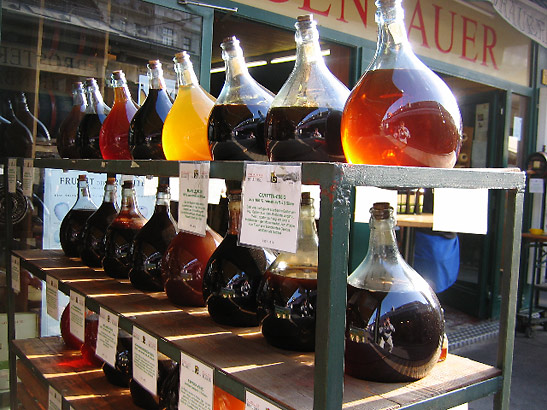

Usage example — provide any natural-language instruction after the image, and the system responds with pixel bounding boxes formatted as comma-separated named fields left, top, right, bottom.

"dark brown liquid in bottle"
left=345, top=285, right=444, bottom=382
left=57, top=105, right=84, bottom=159
left=59, top=209, right=96, bottom=257
left=203, top=234, right=271, bottom=327
left=103, top=216, right=146, bottom=279
left=4, top=105, right=33, bottom=158
left=77, top=113, right=104, bottom=159
left=80, top=203, right=118, bottom=267
left=208, top=104, right=268, bottom=161
left=162, top=229, right=220, bottom=307
left=257, top=271, right=317, bottom=351
left=266, top=106, right=344, bottom=162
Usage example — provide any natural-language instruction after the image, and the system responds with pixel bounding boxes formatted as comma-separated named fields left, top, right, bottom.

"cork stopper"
left=112, top=70, right=125, bottom=81
left=174, top=51, right=189, bottom=63
left=301, top=191, right=312, bottom=205
left=297, top=14, right=313, bottom=22
left=122, top=180, right=133, bottom=189
left=106, top=177, right=116, bottom=185
left=78, top=175, right=87, bottom=182
left=371, top=202, right=392, bottom=219
left=148, top=59, right=161, bottom=69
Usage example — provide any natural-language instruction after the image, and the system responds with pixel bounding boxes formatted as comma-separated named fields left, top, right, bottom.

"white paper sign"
left=8, top=158, right=17, bottom=194
left=433, top=188, right=489, bottom=235
left=143, top=176, right=159, bottom=196
left=69, top=291, right=85, bottom=342
left=178, top=162, right=210, bottom=235
left=529, top=178, right=544, bottom=194
left=354, top=186, right=398, bottom=223
left=46, top=275, right=59, bottom=319
left=48, top=386, right=62, bottom=410
left=96, top=308, right=119, bottom=367
left=22, top=159, right=34, bottom=197
left=11, top=255, right=20, bottom=294
left=133, top=326, right=158, bottom=396
left=178, top=351, right=214, bottom=410
left=245, top=391, right=282, bottom=410
left=240, top=163, right=302, bottom=253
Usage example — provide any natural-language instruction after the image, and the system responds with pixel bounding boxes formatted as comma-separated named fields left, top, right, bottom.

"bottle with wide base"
left=77, top=78, right=110, bottom=159
left=345, top=202, right=444, bottom=382
left=57, top=82, right=86, bottom=159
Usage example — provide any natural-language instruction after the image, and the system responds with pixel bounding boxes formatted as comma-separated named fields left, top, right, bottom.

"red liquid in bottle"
left=60, top=304, right=83, bottom=350
left=59, top=209, right=96, bottom=257
left=99, top=101, right=136, bottom=159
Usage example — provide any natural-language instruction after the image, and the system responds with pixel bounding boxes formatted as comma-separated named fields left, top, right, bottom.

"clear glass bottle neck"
left=227, top=197, right=241, bottom=235
left=175, top=59, right=199, bottom=87
left=121, top=186, right=139, bottom=211
left=103, top=183, right=117, bottom=204
left=374, top=0, right=411, bottom=54
left=73, top=180, right=96, bottom=209
left=14, top=94, right=29, bottom=112
left=295, top=20, right=326, bottom=67
left=73, top=86, right=87, bottom=108
left=297, top=202, right=319, bottom=252
left=148, top=66, right=167, bottom=90
left=222, top=43, right=250, bottom=80
left=85, top=84, right=105, bottom=114
left=367, top=214, right=399, bottom=257
left=154, top=191, right=171, bottom=209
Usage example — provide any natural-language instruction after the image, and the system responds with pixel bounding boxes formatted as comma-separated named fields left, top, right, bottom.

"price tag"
left=96, top=307, right=119, bottom=367
left=11, top=255, right=20, bottom=294
left=178, top=351, right=214, bottom=410
left=46, top=275, right=59, bottom=320
left=245, top=391, right=282, bottom=410
left=8, top=158, right=17, bottom=194
left=48, top=386, right=62, bottom=410
left=22, top=158, right=34, bottom=197
left=240, top=163, right=301, bottom=253
left=69, top=291, right=85, bottom=342
left=132, top=326, right=158, bottom=396
left=178, top=162, right=210, bottom=236
left=529, top=178, right=544, bottom=194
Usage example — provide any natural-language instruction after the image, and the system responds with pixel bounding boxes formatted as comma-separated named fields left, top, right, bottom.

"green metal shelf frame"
left=4, top=158, right=525, bottom=410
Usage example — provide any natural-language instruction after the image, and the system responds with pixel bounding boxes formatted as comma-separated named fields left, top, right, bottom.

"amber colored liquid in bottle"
left=341, top=69, right=461, bottom=167
left=266, top=106, right=343, bottom=162
left=208, top=104, right=268, bottom=161
left=80, top=201, right=119, bottom=267
left=60, top=209, right=97, bottom=257
left=162, top=86, right=214, bottom=161
left=213, top=386, right=245, bottom=410
left=162, top=228, right=221, bottom=307
left=345, top=285, right=443, bottom=382
left=257, top=270, right=317, bottom=351
left=78, top=114, right=103, bottom=159
left=80, top=313, right=103, bottom=367
left=103, top=217, right=146, bottom=279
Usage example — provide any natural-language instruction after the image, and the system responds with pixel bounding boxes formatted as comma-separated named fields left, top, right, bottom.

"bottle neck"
left=375, top=0, right=410, bottom=52
left=368, top=214, right=399, bottom=259
left=73, top=87, right=87, bottom=108
left=114, top=85, right=131, bottom=103
left=148, top=67, right=167, bottom=90
left=14, top=96, right=30, bottom=113
left=154, top=191, right=171, bottom=211
left=175, top=60, right=199, bottom=87
left=120, top=186, right=140, bottom=212
left=103, top=183, right=117, bottom=204
left=86, top=86, right=105, bottom=114
left=296, top=202, right=319, bottom=253
left=295, top=20, right=326, bottom=67
left=73, top=180, right=96, bottom=210
left=223, top=45, right=250, bottom=80
left=227, top=199, right=241, bottom=235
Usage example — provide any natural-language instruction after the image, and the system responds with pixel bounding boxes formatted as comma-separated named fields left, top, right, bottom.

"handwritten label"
left=245, top=391, right=282, bottom=410
left=11, top=255, right=20, bottom=294
left=46, top=275, right=59, bottom=319
left=69, top=291, right=85, bottom=342
left=179, top=162, right=210, bottom=236
left=179, top=351, right=214, bottom=410
left=240, top=163, right=301, bottom=253
left=48, top=386, right=62, bottom=410
left=96, top=308, right=119, bottom=367
left=22, top=158, right=34, bottom=197
left=8, top=158, right=17, bottom=193
left=133, top=326, right=158, bottom=396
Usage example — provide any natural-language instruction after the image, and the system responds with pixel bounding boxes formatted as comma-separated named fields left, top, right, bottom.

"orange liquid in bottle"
left=162, top=85, right=214, bottom=160
left=341, top=69, right=461, bottom=167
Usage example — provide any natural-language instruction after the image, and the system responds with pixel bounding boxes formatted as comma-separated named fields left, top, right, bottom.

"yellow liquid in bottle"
left=162, top=85, right=215, bottom=160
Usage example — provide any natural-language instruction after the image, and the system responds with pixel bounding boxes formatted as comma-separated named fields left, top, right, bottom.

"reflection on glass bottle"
left=4, top=99, right=33, bottom=158
left=102, top=329, right=132, bottom=387
left=265, top=15, right=349, bottom=162
left=77, top=78, right=110, bottom=159
left=129, top=60, right=172, bottom=159
left=129, top=355, right=176, bottom=410
left=103, top=179, right=147, bottom=279
left=208, top=37, right=274, bottom=161
left=345, top=202, right=444, bottom=382
left=162, top=51, right=214, bottom=161
left=12, top=92, right=51, bottom=144
left=59, top=175, right=97, bottom=257
left=341, top=0, right=462, bottom=167
left=80, top=176, right=119, bottom=267
left=203, top=189, right=275, bottom=327
left=57, top=82, right=87, bottom=159
left=257, top=192, right=318, bottom=351
left=129, top=181, right=177, bottom=291
left=99, top=70, right=138, bottom=160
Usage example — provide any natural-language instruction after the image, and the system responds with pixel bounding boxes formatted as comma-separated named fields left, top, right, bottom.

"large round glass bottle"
left=345, top=202, right=444, bottom=382
left=77, top=78, right=110, bottom=159
left=257, top=192, right=318, bottom=351
left=208, top=37, right=274, bottom=161
left=265, top=15, right=349, bottom=162
left=341, top=0, right=462, bottom=167
left=3, top=99, right=33, bottom=158
left=57, top=82, right=86, bottom=159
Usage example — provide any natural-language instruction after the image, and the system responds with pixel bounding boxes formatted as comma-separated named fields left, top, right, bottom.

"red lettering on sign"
left=433, top=4, right=455, bottom=53
left=408, top=0, right=429, bottom=48
left=299, top=0, right=331, bottom=17
left=482, top=24, right=498, bottom=69
left=461, top=16, right=478, bottom=63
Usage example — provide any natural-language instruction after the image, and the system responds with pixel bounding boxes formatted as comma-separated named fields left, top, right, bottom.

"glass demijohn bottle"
left=257, top=192, right=318, bottom=351
left=208, top=37, right=274, bottom=161
left=129, top=60, right=173, bottom=159
left=202, top=189, right=275, bottom=326
left=57, top=82, right=87, bottom=159
left=129, top=181, right=177, bottom=292
left=4, top=99, right=33, bottom=158
left=59, top=175, right=98, bottom=257
left=345, top=202, right=444, bottom=382
left=162, top=51, right=215, bottom=161
left=80, top=176, right=119, bottom=267
left=265, top=15, right=349, bottom=162
left=102, top=179, right=147, bottom=278
left=77, top=78, right=111, bottom=159
left=341, top=0, right=462, bottom=167
left=12, top=92, right=51, bottom=144
left=99, top=70, right=138, bottom=160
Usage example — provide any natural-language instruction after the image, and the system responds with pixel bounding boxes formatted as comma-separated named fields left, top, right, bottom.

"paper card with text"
left=178, top=162, right=210, bottom=236
left=96, top=308, right=119, bottom=367
left=8, top=158, right=17, bottom=193
left=529, top=178, right=544, bottom=194
left=69, top=291, right=86, bottom=342
left=11, top=255, right=20, bottom=294
left=46, top=275, right=59, bottom=319
left=240, top=163, right=302, bottom=253
left=22, top=158, right=34, bottom=197
left=245, top=391, right=282, bottom=410
left=433, top=188, right=489, bottom=234
left=133, top=326, right=158, bottom=396
left=178, top=351, right=214, bottom=410
left=48, top=386, right=62, bottom=410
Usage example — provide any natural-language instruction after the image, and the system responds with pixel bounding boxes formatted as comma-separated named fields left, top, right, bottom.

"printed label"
left=69, top=291, right=85, bottom=342
left=11, top=255, right=20, bottom=294
left=45, top=275, right=59, bottom=320
left=178, top=162, right=210, bottom=236
left=132, top=326, right=158, bottom=396
left=178, top=351, right=214, bottom=410
left=96, top=308, right=119, bottom=367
